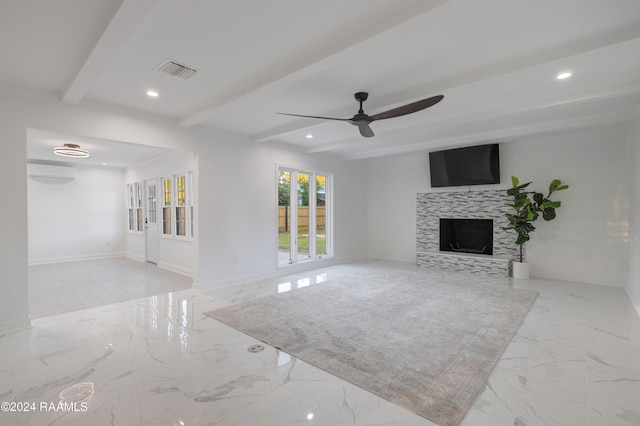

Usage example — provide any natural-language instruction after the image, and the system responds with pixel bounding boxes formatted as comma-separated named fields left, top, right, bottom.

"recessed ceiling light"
left=306, top=134, right=313, bottom=139
left=146, top=90, right=159, bottom=97
left=101, top=162, right=108, bottom=166
left=557, top=72, right=572, bottom=80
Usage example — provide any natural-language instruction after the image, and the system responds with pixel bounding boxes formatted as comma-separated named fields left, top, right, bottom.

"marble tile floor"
left=1, top=259, right=638, bottom=425
left=28, top=257, right=193, bottom=318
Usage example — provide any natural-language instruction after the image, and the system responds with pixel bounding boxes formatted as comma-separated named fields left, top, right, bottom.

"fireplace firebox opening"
left=439, top=218, right=493, bottom=255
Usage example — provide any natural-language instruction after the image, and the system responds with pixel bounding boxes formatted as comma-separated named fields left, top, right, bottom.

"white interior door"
left=145, top=178, right=159, bottom=264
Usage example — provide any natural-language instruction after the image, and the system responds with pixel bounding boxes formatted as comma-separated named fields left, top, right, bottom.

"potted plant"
left=503, top=176, right=568, bottom=278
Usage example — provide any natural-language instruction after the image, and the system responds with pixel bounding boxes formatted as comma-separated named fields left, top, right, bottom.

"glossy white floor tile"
left=28, top=257, right=192, bottom=318
left=2, top=260, right=638, bottom=425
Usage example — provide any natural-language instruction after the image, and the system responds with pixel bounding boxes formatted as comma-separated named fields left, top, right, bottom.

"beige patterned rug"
left=204, top=268, right=537, bottom=426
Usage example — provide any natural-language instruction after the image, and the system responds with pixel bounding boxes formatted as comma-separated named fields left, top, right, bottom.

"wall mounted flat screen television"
left=429, top=143, right=500, bottom=187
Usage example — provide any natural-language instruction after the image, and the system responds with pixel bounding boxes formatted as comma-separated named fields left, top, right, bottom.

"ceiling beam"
left=307, top=82, right=640, bottom=156
left=178, top=0, right=451, bottom=127
left=257, top=26, right=640, bottom=144
left=62, top=0, right=157, bottom=104
left=344, top=109, right=636, bottom=161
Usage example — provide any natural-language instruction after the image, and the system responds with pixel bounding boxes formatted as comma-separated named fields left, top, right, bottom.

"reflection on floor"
left=2, top=259, right=638, bottom=425
left=29, top=257, right=192, bottom=318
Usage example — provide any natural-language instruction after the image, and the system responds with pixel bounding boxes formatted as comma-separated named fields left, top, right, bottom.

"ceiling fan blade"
left=358, top=124, right=375, bottom=138
left=276, top=112, right=351, bottom=122
left=368, top=95, right=444, bottom=121
left=278, top=92, right=442, bottom=139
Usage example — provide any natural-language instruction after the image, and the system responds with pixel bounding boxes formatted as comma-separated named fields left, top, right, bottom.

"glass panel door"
left=297, top=172, right=311, bottom=261
left=145, top=179, right=159, bottom=264
left=316, top=174, right=327, bottom=257
left=277, top=166, right=332, bottom=266
left=146, top=183, right=157, bottom=225
left=278, top=170, right=291, bottom=265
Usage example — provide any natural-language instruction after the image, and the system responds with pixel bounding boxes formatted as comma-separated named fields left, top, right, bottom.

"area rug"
left=204, top=269, right=537, bottom=426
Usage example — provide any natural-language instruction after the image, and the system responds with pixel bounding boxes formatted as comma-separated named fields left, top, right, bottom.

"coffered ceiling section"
left=2, top=0, right=640, bottom=159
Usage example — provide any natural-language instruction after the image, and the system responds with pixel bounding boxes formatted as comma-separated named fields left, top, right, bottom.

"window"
left=160, top=172, right=194, bottom=239
left=176, top=174, right=186, bottom=237
left=277, top=166, right=332, bottom=266
left=146, top=183, right=157, bottom=225
left=127, top=182, right=143, bottom=233
left=187, top=172, right=194, bottom=238
left=162, top=177, right=172, bottom=235
left=135, top=182, right=143, bottom=232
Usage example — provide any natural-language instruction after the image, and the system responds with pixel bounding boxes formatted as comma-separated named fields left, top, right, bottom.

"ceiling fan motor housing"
left=354, top=92, right=369, bottom=102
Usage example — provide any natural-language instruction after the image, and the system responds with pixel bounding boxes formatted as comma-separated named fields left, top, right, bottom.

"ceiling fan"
left=277, top=92, right=444, bottom=138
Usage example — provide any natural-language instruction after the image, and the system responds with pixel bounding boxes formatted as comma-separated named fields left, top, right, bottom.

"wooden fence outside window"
left=278, top=206, right=326, bottom=231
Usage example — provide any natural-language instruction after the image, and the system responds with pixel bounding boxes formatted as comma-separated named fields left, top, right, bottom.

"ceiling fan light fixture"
left=277, top=92, right=444, bottom=138
left=54, top=143, right=90, bottom=158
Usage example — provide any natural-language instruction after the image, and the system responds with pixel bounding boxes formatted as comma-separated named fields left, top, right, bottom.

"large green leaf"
left=517, top=182, right=531, bottom=190
left=533, top=192, right=544, bottom=205
left=542, top=207, right=556, bottom=221
left=548, top=180, right=569, bottom=196
left=544, top=200, right=561, bottom=209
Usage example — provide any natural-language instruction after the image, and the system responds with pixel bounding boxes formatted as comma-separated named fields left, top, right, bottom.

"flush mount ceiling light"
left=306, top=134, right=313, bottom=139
left=54, top=143, right=90, bottom=158
left=557, top=71, right=572, bottom=80
left=146, top=90, right=159, bottom=97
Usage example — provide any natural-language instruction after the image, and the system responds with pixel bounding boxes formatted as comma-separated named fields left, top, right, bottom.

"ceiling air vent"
left=156, top=59, right=198, bottom=80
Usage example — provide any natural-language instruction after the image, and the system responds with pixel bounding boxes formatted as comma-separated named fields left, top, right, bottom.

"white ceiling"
left=26, top=129, right=173, bottom=168
left=4, top=0, right=640, bottom=163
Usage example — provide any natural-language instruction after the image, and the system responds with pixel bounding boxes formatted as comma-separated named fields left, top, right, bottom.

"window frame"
left=160, top=172, right=195, bottom=241
left=161, top=176, right=173, bottom=237
left=173, top=173, right=188, bottom=240
left=126, top=182, right=144, bottom=234
left=276, top=165, right=333, bottom=267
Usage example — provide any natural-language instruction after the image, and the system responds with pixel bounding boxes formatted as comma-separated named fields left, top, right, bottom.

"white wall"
left=366, top=154, right=429, bottom=262
left=0, top=89, right=368, bottom=332
left=367, top=123, right=630, bottom=287
left=627, top=109, right=640, bottom=314
left=28, top=165, right=125, bottom=264
left=124, top=151, right=196, bottom=276
left=0, top=106, right=29, bottom=332
left=193, top=140, right=368, bottom=287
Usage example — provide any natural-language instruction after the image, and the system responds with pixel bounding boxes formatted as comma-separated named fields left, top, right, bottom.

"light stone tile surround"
left=417, top=190, right=520, bottom=275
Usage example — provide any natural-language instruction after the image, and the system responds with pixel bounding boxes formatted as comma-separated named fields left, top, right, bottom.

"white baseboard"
left=193, top=255, right=366, bottom=290
left=0, top=317, right=32, bottom=334
left=29, top=252, right=126, bottom=266
left=158, top=261, right=193, bottom=278
left=125, top=252, right=146, bottom=262
left=624, top=285, right=640, bottom=317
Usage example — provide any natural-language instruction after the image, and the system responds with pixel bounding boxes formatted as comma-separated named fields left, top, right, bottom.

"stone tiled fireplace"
left=416, top=190, right=519, bottom=275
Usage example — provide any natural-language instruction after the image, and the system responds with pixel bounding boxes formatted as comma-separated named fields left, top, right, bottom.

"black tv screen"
left=429, top=144, right=500, bottom=187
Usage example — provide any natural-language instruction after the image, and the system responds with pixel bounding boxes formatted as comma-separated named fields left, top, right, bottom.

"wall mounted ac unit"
left=27, top=163, right=76, bottom=180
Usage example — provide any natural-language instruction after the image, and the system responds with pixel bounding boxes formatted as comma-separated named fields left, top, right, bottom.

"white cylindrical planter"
left=512, top=261, right=530, bottom=279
